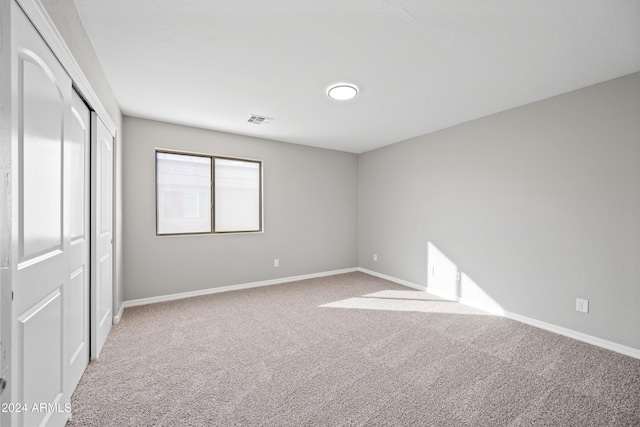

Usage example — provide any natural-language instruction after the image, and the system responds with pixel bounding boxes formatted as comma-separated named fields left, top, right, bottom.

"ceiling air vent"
left=247, top=114, right=273, bottom=125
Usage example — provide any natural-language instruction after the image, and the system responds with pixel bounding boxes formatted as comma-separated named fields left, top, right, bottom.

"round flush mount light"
left=328, top=84, right=358, bottom=101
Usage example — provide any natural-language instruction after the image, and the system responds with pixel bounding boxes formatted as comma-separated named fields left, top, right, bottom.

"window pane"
left=157, top=152, right=211, bottom=234
left=215, top=158, right=261, bottom=232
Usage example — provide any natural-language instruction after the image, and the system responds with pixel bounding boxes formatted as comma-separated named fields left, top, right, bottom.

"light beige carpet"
left=67, top=272, right=640, bottom=426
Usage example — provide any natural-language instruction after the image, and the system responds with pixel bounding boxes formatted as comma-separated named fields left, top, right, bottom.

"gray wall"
left=359, top=72, right=640, bottom=350
left=41, top=0, right=125, bottom=317
left=123, top=117, right=359, bottom=301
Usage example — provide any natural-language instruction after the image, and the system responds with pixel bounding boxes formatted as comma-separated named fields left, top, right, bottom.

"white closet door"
left=11, top=4, right=73, bottom=427
left=91, top=113, right=113, bottom=358
left=68, top=90, right=91, bottom=392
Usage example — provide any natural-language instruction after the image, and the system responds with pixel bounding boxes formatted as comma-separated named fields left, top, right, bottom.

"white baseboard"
left=358, top=268, right=640, bottom=359
left=123, top=267, right=359, bottom=309
left=113, top=303, right=125, bottom=325
left=502, top=311, right=640, bottom=359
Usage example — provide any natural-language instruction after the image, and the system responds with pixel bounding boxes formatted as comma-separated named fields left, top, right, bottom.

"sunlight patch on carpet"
left=320, top=290, right=494, bottom=315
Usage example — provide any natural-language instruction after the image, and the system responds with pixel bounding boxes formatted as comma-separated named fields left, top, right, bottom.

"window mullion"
left=211, top=156, right=215, bottom=233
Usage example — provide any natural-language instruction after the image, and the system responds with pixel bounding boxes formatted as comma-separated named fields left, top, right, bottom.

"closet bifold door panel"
left=10, top=3, right=89, bottom=426
left=91, top=112, right=113, bottom=359
left=68, top=90, right=91, bottom=395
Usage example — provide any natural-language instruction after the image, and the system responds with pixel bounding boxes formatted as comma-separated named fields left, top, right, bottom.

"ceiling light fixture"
left=328, top=84, right=358, bottom=101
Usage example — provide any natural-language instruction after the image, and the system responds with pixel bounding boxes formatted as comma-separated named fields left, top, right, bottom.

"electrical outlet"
left=274, top=259, right=279, bottom=268
left=576, top=298, right=589, bottom=313
left=456, top=272, right=461, bottom=282
left=373, top=253, right=378, bottom=262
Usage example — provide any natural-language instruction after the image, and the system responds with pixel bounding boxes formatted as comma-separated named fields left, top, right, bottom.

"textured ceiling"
left=73, top=0, right=640, bottom=153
